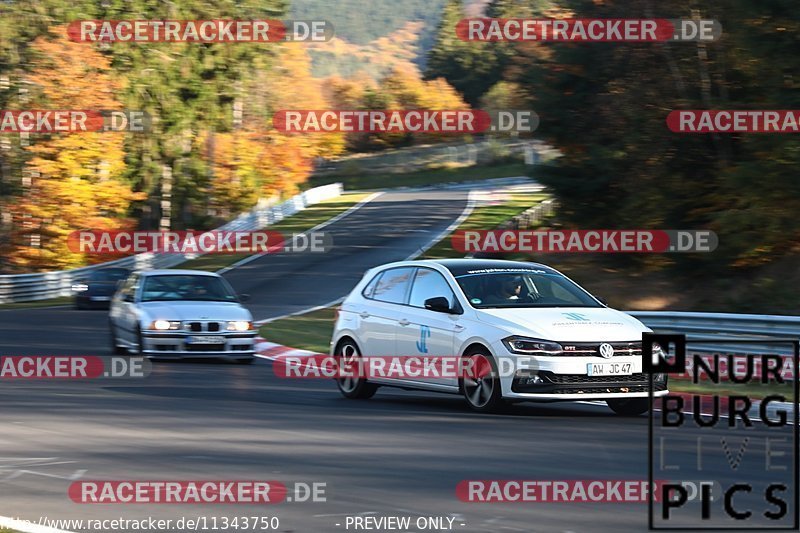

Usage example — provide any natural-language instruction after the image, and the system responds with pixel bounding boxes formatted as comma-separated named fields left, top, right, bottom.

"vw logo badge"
left=599, top=343, right=615, bottom=359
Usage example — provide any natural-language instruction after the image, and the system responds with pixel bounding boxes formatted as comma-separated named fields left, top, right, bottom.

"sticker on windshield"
left=471, top=298, right=482, bottom=305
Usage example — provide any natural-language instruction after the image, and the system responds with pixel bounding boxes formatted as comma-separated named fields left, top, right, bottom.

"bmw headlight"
left=150, top=320, right=181, bottom=330
left=502, top=336, right=563, bottom=355
left=227, top=320, right=253, bottom=332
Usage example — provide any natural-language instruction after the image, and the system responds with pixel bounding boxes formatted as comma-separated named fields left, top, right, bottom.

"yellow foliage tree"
left=4, top=26, right=142, bottom=271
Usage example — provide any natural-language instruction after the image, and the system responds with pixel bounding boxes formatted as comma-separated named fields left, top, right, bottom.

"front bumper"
left=141, top=331, right=256, bottom=359
left=491, top=339, right=669, bottom=401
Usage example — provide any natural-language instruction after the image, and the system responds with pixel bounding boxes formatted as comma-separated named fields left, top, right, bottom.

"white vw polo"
left=330, top=259, right=668, bottom=414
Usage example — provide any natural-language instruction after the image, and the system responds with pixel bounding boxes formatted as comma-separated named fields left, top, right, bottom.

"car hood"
left=475, top=307, right=649, bottom=342
left=138, top=301, right=251, bottom=321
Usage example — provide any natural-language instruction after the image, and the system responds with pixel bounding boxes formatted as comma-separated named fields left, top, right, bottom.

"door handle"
left=360, top=312, right=370, bottom=319
left=398, top=319, right=410, bottom=326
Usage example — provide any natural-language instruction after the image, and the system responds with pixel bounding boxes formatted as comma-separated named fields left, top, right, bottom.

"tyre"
left=334, top=339, right=377, bottom=399
left=109, top=321, right=126, bottom=355
left=459, top=348, right=505, bottom=413
left=607, top=397, right=651, bottom=416
left=132, top=326, right=145, bottom=356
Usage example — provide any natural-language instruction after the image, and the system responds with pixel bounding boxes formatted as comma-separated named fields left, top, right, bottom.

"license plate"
left=91, top=296, right=110, bottom=301
left=187, top=336, right=225, bottom=344
left=587, top=362, right=632, bottom=376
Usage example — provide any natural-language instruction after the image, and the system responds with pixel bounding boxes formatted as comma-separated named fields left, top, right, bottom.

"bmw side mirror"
left=424, top=296, right=454, bottom=314
left=239, top=293, right=251, bottom=303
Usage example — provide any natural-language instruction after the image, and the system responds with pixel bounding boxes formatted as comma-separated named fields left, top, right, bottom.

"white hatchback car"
left=330, top=259, right=668, bottom=414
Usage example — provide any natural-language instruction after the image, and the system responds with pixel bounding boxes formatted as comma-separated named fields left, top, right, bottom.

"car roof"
left=139, top=269, right=221, bottom=277
left=371, top=259, right=560, bottom=277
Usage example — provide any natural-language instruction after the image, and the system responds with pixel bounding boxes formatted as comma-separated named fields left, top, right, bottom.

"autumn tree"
left=3, top=27, right=142, bottom=271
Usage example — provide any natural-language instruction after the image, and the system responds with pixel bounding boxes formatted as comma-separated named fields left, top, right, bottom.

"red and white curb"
left=254, top=337, right=320, bottom=361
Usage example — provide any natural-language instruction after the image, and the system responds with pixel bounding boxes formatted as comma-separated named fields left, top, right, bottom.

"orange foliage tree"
left=201, top=46, right=345, bottom=214
left=4, top=26, right=142, bottom=271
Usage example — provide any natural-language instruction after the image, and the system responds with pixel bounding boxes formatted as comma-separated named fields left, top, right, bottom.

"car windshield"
left=141, top=275, right=238, bottom=302
left=454, top=271, right=602, bottom=309
left=90, top=268, right=129, bottom=283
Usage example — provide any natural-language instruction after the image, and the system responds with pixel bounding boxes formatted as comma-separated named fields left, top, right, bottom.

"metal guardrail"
left=0, top=183, right=343, bottom=304
left=630, top=311, right=800, bottom=357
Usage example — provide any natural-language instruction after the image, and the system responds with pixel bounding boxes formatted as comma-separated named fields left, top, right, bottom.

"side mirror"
left=424, top=296, right=455, bottom=314
left=239, top=293, right=251, bottom=303
left=123, top=293, right=134, bottom=303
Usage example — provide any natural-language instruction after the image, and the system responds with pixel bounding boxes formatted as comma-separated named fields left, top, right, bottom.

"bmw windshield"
left=454, top=271, right=603, bottom=309
left=141, top=275, right=239, bottom=303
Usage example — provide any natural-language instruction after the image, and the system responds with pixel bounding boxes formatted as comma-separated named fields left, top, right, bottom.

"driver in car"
left=485, top=275, right=523, bottom=303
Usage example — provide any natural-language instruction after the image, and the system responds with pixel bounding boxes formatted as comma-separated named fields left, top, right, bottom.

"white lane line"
left=217, top=192, right=384, bottom=276
left=255, top=298, right=344, bottom=327
left=0, top=515, right=74, bottom=533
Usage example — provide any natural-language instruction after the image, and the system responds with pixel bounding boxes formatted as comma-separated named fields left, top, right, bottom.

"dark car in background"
left=72, top=267, right=131, bottom=309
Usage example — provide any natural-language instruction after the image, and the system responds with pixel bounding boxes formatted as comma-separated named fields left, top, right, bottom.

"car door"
left=394, top=267, right=461, bottom=389
left=355, top=267, right=415, bottom=358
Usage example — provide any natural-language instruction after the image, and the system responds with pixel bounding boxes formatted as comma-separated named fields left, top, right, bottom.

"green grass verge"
left=259, top=307, right=336, bottom=354
left=0, top=295, right=74, bottom=310
left=423, top=193, right=549, bottom=259
left=309, top=162, right=532, bottom=191
left=176, top=192, right=371, bottom=272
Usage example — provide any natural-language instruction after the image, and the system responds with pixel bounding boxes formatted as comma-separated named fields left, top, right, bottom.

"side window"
left=361, top=272, right=382, bottom=299
left=371, top=267, right=414, bottom=304
left=120, top=274, right=139, bottom=300
left=409, top=268, right=456, bottom=308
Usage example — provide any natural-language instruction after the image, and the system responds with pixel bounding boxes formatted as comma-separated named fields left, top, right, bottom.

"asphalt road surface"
left=1, top=188, right=795, bottom=532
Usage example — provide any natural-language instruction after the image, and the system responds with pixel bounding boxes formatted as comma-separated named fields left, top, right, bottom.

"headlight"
left=71, top=284, right=89, bottom=292
left=150, top=320, right=181, bottom=330
left=227, top=320, right=253, bottom=332
left=502, top=336, right=563, bottom=355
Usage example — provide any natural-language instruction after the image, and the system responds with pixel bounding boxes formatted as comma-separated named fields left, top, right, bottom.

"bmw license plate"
left=587, top=362, right=632, bottom=376
left=188, top=336, right=225, bottom=344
